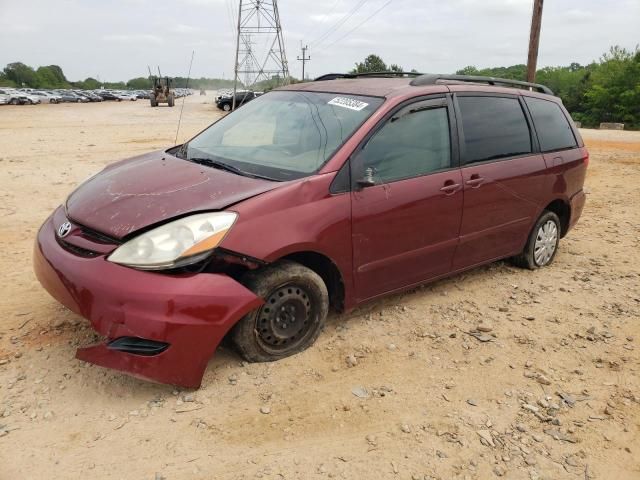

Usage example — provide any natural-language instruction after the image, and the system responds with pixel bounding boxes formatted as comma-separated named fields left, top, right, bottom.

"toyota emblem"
left=57, top=221, right=72, bottom=238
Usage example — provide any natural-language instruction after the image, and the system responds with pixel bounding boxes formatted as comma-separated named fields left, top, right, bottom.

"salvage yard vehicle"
left=31, top=90, right=63, bottom=103
left=0, top=88, right=29, bottom=105
left=150, top=75, right=175, bottom=107
left=34, top=73, right=588, bottom=388
left=215, top=89, right=256, bottom=111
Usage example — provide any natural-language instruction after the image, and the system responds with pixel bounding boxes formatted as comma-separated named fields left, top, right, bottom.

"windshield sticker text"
left=328, top=97, right=369, bottom=111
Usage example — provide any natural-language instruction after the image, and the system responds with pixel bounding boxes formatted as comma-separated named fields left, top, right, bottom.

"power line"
left=303, top=0, right=342, bottom=41
left=308, top=0, right=369, bottom=48
left=322, top=0, right=394, bottom=50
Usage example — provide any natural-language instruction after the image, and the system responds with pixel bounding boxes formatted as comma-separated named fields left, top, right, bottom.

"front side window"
left=458, top=96, right=532, bottom=164
left=186, top=91, right=383, bottom=181
left=524, top=97, right=577, bottom=152
left=358, top=104, right=452, bottom=184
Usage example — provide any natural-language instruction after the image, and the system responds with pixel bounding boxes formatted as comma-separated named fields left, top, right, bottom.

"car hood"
left=66, top=150, right=283, bottom=239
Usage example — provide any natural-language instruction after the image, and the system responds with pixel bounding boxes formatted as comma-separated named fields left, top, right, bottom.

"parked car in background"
left=215, top=90, right=256, bottom=111
left=96, top=90, right=118, bottom=101
left=0, top=88, right=29, bottom=105
left=31, top=91, right=63, bottom=103
left=72, top=90, right=98, bottom=102
left=113, top=91, right=137, bottom=101
left=16, top=90, right=42, bottom=104
left=0, top=93, right=9, bottom=105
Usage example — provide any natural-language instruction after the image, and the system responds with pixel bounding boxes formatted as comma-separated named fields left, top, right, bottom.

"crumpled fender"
left=34, top=208, right=264, bottom=388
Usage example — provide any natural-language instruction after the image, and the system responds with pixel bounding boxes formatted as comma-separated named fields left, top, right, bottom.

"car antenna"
left=174, top=50, right=195, bottom=146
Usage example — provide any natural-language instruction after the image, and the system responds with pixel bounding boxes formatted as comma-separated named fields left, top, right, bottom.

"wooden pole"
left=527, top=0, right=544, bottom=83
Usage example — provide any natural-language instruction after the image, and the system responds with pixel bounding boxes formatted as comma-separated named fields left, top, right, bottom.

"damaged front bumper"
left=33, top=207, right=263, bottom=388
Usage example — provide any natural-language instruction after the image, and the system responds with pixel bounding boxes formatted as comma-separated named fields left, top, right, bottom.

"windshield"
left=184, top=90, right=383, bottom=181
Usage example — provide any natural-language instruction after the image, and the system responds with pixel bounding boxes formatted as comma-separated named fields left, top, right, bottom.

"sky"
left=0, top=0, right=638, bottom=83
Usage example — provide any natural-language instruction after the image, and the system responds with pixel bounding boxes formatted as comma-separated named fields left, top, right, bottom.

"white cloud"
left=170, top=24, right=202, bottom=34
left=103, top=34, right=163, bottom=44
left=0, top=0, right=637, bottom=82
left=563, top=9, right=595, bottom=22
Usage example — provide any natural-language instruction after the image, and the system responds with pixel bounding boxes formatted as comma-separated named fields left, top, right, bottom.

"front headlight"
left=108, top=212, right=237, bottom=270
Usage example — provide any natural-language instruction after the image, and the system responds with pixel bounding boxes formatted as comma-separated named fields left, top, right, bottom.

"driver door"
left=350, top=97, right=463, bottom=301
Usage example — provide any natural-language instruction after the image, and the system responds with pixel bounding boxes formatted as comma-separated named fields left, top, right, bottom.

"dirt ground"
left=0, top=95, right=638, bottom=480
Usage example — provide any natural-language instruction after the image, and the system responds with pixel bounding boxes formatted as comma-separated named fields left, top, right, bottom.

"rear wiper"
left=189, top=157, right=249, bottom=177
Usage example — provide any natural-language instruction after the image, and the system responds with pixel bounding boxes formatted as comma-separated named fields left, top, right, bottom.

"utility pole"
left=526, top=0, right=544, bottom=83
left=297, top=44, right=310, bottom=81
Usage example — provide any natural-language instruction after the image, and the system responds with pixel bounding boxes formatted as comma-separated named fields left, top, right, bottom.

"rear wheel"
left=231, top=261, right=329, bottom=362
left=512, top=210, right=561, bottom=269
left=9, top=98, right=18, bottom=105
left=168, top=94, right=175, bottom=107
left=150, top=95, right=157, bottom=107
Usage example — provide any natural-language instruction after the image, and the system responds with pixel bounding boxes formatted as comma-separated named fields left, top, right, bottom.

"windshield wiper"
left=189, top=157, right=250, bottom=176
left=188, top=156, right=281, bottom=181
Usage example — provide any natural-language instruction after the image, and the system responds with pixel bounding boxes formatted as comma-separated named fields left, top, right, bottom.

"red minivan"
left=34, top=74, right=588, bottom=388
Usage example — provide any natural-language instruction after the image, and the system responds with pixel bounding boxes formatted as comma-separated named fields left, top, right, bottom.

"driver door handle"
left=440, top=181, right=461, bottom=195
left=466, top=174, right=485, bottom=187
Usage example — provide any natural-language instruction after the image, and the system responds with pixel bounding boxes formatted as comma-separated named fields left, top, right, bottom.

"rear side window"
left=457, top=96, right=532, bottom=164
left=524, top=97, right=577, bottom=152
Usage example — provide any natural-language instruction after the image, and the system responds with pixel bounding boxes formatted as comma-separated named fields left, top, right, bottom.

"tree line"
left=2, top=45, right=638, bottom=128
left=0, top=63, right=241, bottom=91
left=353, top=46, right=639, bottom=129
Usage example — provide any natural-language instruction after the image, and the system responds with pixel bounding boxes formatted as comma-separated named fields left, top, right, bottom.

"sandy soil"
left=0, top=95, right=638, bottom=480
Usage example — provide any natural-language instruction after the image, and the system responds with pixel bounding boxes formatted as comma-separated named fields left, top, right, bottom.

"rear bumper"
left=568, top=189, right=586, bottom=232
left=33, top=207, right=263, bottom=388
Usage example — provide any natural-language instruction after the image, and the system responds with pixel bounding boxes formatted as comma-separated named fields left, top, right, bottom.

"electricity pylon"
left=232, top=0, right=290, bottom=109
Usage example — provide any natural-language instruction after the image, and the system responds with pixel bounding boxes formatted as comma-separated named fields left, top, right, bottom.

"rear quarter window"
left=524, top=97, right=577, bottom=152
left=457, top=96, right=532, bottom=164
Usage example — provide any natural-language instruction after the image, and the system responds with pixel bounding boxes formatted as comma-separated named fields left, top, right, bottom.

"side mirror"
left=356, top=167, right=376, bottom=189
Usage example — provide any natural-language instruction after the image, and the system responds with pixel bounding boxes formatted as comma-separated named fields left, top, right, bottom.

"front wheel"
left=222, top=103, right=231, bottom=112
left=231, top=261, right=329, bottom=362
left=512, top=211, right=561, bottom=269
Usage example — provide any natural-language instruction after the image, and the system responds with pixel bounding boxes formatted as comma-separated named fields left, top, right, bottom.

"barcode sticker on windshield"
left=328, top=97, right=369, bottom=111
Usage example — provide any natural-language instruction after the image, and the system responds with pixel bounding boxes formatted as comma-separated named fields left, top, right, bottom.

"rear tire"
left=231, top=261, right=329, bottom=362
left=150, top=95, right=157, bottom=107
left=9, top=98, right=18, bottom=105
left=512, top=210, right=561, bottom=270
left=168, top=94, right=175, bottom=107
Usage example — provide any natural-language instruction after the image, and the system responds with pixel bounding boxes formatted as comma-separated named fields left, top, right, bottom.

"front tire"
left=512, top=210, right=561, bottom=269
left=222, top=103, right=231, bottom=112
left=231, top=261, right=329, bottom=362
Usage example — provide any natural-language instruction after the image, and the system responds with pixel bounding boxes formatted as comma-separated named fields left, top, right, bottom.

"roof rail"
left=314, top=71, right=424, bottom=81
left=409, top=74, right=554, bottom=95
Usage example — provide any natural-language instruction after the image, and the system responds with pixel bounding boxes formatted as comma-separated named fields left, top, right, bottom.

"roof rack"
left=409, top=74, right=554, bottom=95
left=314, top=71, right=424, bottom=81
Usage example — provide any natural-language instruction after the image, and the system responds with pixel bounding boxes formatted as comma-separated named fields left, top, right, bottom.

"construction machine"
left=148, top=66, right=175, bottom=107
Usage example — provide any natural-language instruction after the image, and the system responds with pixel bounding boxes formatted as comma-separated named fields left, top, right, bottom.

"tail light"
left=583, top=150, right=589, bottom=167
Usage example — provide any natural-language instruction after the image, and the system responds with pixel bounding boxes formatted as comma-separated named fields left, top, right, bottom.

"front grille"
left=57, top=238, right=99, bottom=257
left=78, top=225, right=120, bottom=245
